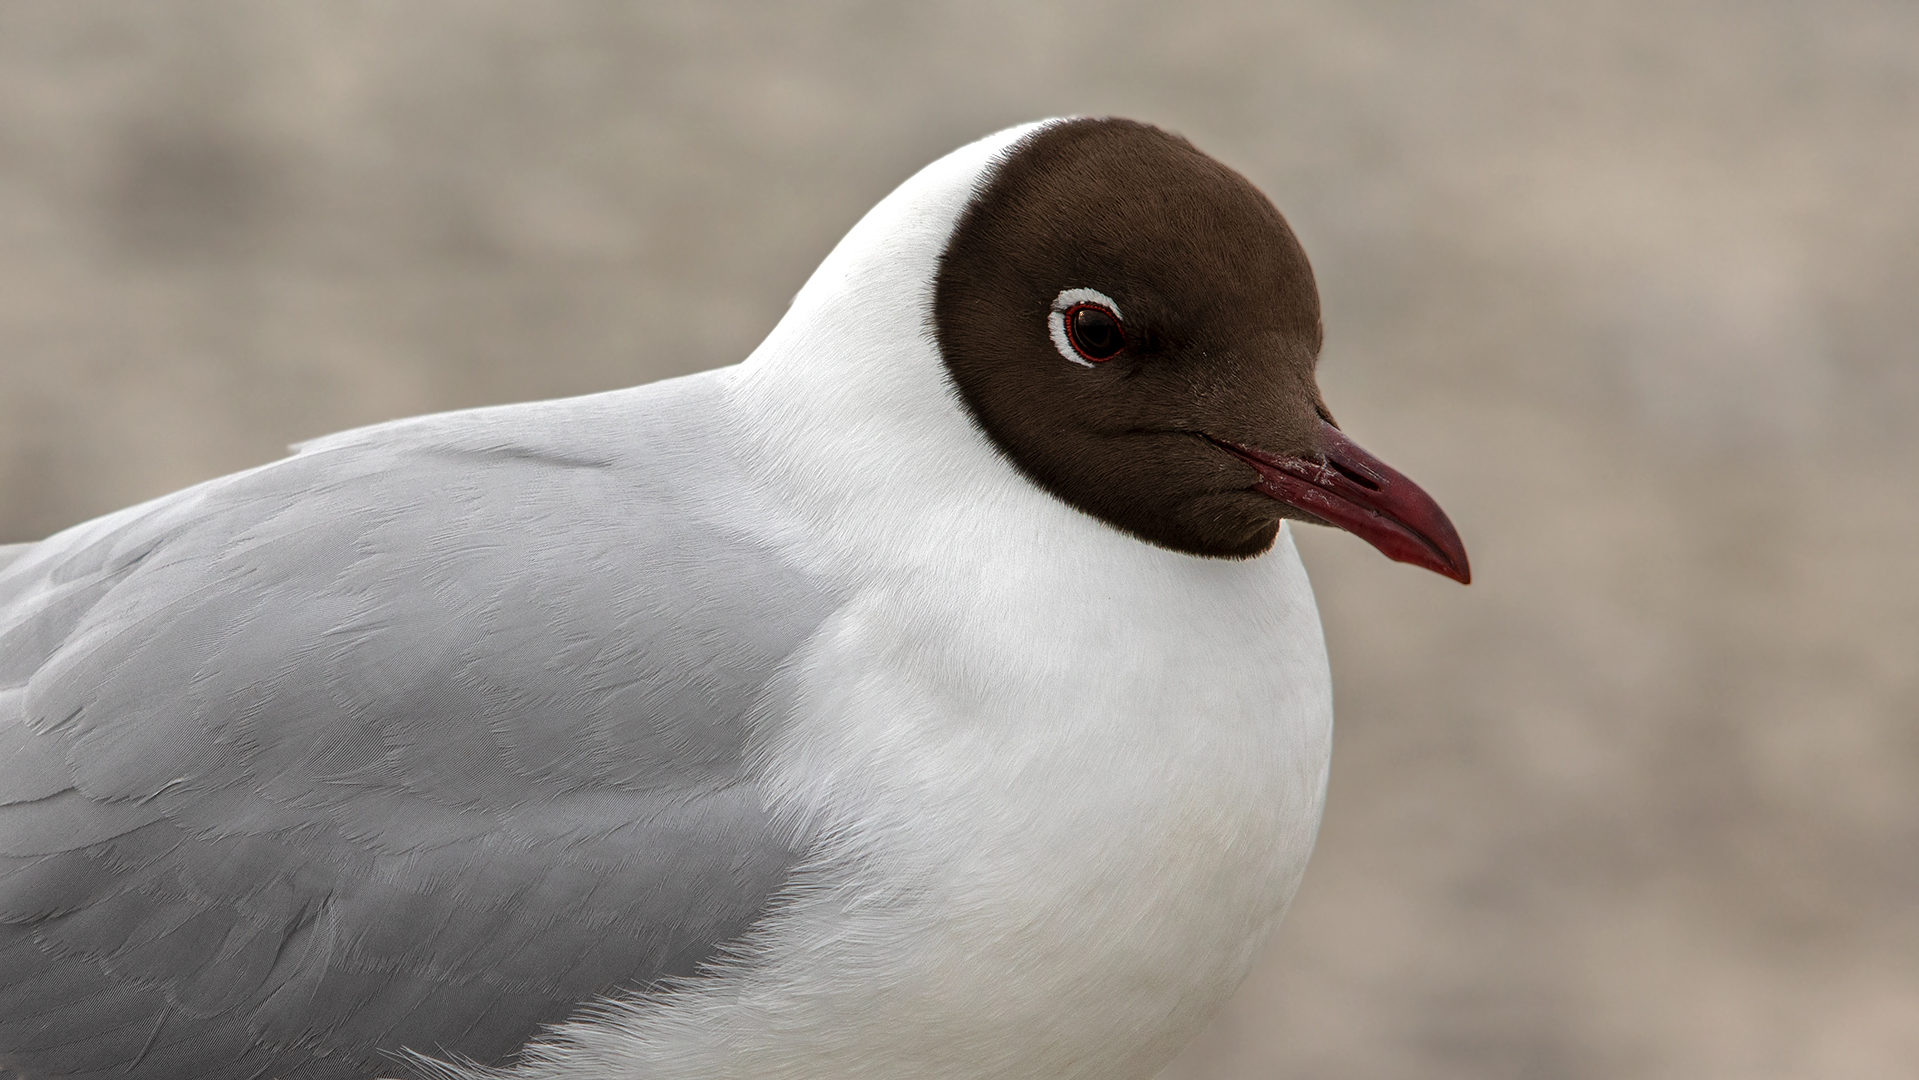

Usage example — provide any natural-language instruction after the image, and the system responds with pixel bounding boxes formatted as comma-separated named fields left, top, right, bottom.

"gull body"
left=0, top=119, right=1465, bottom=1079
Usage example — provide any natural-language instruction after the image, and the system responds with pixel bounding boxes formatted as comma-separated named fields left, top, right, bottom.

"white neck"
left=721, top=121, right=1081, bottom=574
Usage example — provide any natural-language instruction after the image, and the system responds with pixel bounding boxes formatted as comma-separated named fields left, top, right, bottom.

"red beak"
left=1217, top=421, right=1471, bottom=584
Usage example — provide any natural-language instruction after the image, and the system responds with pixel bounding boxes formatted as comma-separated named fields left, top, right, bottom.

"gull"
left=0, top=117, right=1467, bottom=1080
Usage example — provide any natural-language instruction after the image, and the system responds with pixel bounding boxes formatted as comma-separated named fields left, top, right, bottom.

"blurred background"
left=0, top=2, right=1913, bottom=1077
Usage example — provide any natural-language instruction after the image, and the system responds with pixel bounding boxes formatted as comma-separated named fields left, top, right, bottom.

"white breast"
left=738, top=517, right=1334, bottom=1080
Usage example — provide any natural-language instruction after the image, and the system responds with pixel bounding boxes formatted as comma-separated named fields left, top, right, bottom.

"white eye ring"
left=1048, top=287, right=1124, bottom=368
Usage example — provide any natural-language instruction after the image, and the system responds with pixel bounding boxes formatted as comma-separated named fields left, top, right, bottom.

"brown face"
left=934, top=118, right=1469, bottom=580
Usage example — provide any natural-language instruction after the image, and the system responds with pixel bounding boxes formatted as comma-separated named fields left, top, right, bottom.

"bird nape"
left=0, top=117, right=1466, bottom=1080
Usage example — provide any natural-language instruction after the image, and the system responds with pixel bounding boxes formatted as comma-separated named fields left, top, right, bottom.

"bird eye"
left=1065, top=304, right=1125, bottom=362
left=1048, top=287, right=1127, bottom=367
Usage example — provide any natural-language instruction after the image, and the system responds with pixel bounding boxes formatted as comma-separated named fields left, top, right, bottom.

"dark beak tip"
left=1412, top=504, right=1472, bottom=585
left=1373, top=512, right=1472, bottom=585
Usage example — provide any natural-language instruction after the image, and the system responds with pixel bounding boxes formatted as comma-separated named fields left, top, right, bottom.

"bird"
left=0, top=117, right=1468, bottom=1080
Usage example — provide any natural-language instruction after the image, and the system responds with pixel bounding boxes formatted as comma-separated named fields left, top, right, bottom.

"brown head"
left=934, top=118, right=1468, bottom=581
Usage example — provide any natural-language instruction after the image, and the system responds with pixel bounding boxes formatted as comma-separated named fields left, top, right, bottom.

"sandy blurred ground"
left=1, top=2, right=1914, bottom=1077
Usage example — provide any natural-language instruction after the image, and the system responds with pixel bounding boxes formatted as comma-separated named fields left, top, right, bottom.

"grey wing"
left=0, top=378, right=836, bottom=1079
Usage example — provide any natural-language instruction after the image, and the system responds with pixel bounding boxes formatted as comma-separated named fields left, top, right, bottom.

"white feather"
left=477, top=120, right=1335, bottom=1080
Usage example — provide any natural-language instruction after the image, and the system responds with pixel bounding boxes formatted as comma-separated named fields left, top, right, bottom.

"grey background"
left=1, top=2, right=1913, bottom=1077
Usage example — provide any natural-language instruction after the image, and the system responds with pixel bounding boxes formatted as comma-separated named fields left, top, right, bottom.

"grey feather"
left=0, top=371, right=838, bottom=1079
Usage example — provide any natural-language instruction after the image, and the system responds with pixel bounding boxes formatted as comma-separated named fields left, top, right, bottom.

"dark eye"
left=1065, top=303, right=1126, bottom=362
